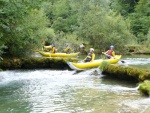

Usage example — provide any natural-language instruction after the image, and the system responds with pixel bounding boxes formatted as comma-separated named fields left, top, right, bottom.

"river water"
left=0, top=55, right=150, bottom=113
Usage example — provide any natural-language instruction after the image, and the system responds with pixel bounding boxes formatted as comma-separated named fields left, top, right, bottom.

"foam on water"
left=0, top=57, right=149, bottom=113
left=0, top=70, right=72, bottom=84
left=122, top=58, right=150, bottom=65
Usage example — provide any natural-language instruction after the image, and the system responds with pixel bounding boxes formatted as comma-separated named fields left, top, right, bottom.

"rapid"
left=0, top=55, right=150, bottom=113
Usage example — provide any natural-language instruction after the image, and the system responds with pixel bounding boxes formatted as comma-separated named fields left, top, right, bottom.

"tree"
left=50, top=0, right=78, bottom=33
left=0, top=0, right=51, bottom=57
left=76, top=0, right=136, bottom=53
left=129, top=0, right=150, bottom=43
left=110, top=0, right=139, bottom=17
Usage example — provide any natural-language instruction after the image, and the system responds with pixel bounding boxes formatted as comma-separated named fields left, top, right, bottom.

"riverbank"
left=125, top=45, right=150, bottom=54
left=80, top=45, right=150, bottom=55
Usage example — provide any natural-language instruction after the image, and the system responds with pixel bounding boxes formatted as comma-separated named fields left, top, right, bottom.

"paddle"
left=102, top=52, right=126, bottom=63
left=102, top=52, right=116, bottom=59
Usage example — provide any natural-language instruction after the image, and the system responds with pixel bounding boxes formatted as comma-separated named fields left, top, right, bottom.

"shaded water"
left=0, top=55, right=150, bottom=113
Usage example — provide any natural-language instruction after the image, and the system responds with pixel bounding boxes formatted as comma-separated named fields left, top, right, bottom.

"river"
left=0, top=55, right=150, bottom=113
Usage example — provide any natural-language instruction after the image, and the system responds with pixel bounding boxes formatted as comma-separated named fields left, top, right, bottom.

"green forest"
left=0, top=0, right=150, bottom=57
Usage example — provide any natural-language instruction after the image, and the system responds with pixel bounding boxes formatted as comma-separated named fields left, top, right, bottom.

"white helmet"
left=90, top=48, right=94, bottom=51
left=110, top=45, right=114, bottom=49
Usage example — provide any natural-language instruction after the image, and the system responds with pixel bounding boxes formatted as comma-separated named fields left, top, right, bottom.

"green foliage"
left=0, top=0, right=149, bottom=57
left=44, top=0, right=78, bottom=33
left=0, top=0, right=52, bottom=57
left=110, top=0, right=139, bottom=17
left=99, top=61, right=110, bottom=71
left=51, top=32, right=83, bottom=52
left=111, top=0, right=150, bottom=44
left=129, top=0, right=150, bottom=43
left=146, top=30, right=150, bottom=46
left=138, top=80, right=150, bottom=96
left=76, top=1, right=136, bottom=53
left=21, top=9, right=50, bottom=42
left=42, top=1, right=54, bottom=28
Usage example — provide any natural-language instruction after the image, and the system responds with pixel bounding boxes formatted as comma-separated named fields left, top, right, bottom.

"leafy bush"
left=0, top=0, right=51, bottom=57
left=76, top=1, right=136, bottom=54
left=51, top=32, right=84, bottom=52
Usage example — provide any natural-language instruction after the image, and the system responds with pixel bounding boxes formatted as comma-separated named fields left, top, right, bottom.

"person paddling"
left=102, top=45, right=115, bottom=59
left=51, top=44, right=57, bottom=53
left=64, top=44, right=72, bottom=54
left=84, top=48, right=95, bottom=62
left=43, top=45, right=52, bottom=52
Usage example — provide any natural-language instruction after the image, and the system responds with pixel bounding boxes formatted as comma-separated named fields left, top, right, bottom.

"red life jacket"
left=107, top=50, right=113, bottom=56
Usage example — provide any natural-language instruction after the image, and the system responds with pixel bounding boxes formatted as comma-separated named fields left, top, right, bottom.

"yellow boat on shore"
left=67, top=55, right=121, bottom=70
left=39, top=51, right=79, bottom=57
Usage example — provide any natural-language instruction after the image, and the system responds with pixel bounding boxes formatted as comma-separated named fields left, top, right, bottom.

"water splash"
left=0, top=67, right=149, bottom=113
left=0, top=70, right=76, bottom=84
left=122, top=58, right=150, bottom=65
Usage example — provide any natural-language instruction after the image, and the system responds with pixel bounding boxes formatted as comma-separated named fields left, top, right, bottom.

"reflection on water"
left=0, top=55, right=150, bottom=113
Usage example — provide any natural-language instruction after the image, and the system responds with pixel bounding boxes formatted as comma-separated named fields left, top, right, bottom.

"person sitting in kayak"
left=84, top=48, right=95, bottom=62
left=51, top=44, right=57, bottom=53
left=43, top=45, right=52, bottom=52
left=102, top=45, right=115, bottom=59
left=64, top=44, right=72, bottom=54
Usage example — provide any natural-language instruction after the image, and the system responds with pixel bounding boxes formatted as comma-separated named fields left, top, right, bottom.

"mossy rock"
left=139, top=70, right=150, bottom=81
left=99, top=61, right=110, bottom=71
left=21, top=57, right=74, bottom=69
left=0, top=58, right=22, bottom=69
left=0, top=57, right=78, bottom=70
left=102, top=64, right=150, bottom=82
left=138, top=80, right=150, bottom=96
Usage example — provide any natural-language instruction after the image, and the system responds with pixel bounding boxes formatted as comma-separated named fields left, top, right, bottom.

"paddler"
left=102, top=45, right=115, bottom=59
left=51, top=44, right=57, bottom=53
left=43, top=45, right=52, bottom=52
left=64, top=44, right=72, bottom=54
left=84, top=48, right=95, bottom=62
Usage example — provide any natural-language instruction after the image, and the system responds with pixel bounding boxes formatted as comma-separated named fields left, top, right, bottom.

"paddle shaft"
left=102, top=53, right=126, bottom=63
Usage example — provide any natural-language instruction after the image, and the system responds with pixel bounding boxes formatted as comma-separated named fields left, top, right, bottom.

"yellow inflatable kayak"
left=39, top=51, right=79, bottom=57
left=67, top=55, right=121, bottom=70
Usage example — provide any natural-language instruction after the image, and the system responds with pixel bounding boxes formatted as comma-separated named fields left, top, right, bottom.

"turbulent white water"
left=0, top=68, right=149, bottom=113
left=0, top=56, right=150, bottom=113
left=123, top=58, right=150, bottom=65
